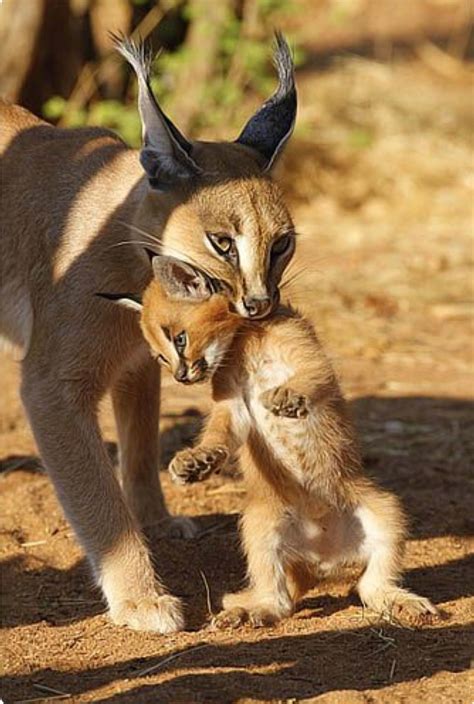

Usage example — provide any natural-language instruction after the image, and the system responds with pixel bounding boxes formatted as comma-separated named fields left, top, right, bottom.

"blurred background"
left=0, top=0, right=472, bottom=142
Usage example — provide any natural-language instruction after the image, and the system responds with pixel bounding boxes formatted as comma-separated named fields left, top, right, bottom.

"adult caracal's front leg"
left=112, top=354, right=196, bottom=538
left=21, top=362, right=184, bottom=633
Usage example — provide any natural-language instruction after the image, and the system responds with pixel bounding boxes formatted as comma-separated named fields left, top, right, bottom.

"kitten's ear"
left=150, top=255, right=213, bottom=301
left=95, top=292, right=143, bottom=312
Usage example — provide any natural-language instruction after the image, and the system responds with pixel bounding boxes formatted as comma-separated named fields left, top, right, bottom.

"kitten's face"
left=141, top=284, right=240, bottom=384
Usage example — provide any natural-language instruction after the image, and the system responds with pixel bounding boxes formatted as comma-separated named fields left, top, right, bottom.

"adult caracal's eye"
left=174, top=331, right=187, bottom=352
left=206, top=232, right=235, bottom=258
left=272, top=234, right=292, bottom=256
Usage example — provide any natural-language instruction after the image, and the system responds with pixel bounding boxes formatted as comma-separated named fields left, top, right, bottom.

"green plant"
left=42, top=0, right=303, bottom=144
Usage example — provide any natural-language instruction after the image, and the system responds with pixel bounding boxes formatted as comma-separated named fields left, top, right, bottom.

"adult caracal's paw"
left=169, top=445, right=229, bottom=485
left=261, top=385, right=310, bottom=418
left=110, top=594, right=184, bottom=633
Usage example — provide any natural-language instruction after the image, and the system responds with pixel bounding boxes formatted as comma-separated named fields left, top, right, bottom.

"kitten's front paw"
left=261, top=385, right=310, bottom=418
left=169, top=446, right=229, bottom=485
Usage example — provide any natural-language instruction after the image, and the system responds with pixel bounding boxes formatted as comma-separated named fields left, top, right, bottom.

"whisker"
left=117, top=220, right=224, bottom=280
left=280, top=272, right=307, bottom=291
left=109, top=239, right=160, bottom=250
left=116, top=219, right=162, bottom=245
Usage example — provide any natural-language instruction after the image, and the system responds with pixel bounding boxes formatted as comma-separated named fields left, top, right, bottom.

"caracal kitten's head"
left=105, top=256, right=240, bottom=384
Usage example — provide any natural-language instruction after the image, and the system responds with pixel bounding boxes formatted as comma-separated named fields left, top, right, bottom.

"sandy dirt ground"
left=1, top=57, right=473, bottom=703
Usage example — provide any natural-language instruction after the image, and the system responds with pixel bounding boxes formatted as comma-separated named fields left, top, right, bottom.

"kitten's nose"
left=242, top=295, right=272, bottom=319
left=174, top=363, right=188, bottom=383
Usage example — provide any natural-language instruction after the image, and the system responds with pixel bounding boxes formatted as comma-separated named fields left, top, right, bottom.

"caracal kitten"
left=112, top=254, right=439, bottom=628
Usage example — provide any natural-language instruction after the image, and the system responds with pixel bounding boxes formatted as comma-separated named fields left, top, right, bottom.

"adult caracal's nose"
left=242, top=295, right=272, bottom=319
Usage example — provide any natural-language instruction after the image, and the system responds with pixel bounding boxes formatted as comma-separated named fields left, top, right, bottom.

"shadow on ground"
left=3, top=620, right=471, bottom=703
left=2, top=395, right=473, bottom=702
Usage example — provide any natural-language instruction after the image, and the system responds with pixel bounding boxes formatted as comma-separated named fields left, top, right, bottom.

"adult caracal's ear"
left=112, top=34, right=200, bottom=189
left=150, top=255, right=213, bottom=301
left=95, top=292, right=143, bottom=312
left=236, top=32, right=297, bottom=171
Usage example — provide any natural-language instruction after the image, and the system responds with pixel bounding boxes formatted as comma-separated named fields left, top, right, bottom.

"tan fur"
left=154, top=294, right=438, bottom=627
left=0, top=102, right=295, bottom=632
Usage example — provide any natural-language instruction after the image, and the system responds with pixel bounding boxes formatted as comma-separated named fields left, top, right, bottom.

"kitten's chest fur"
left=223, top=319, right=317, bottom=485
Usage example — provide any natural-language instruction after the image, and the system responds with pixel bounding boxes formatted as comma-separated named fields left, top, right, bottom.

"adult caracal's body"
left=116, top=257, right=438, bottom=627
left=0, top=36, right=297, bottom=632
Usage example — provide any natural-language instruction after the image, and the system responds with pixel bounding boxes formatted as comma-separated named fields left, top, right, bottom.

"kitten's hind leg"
left=354, top=488, right=439, bottom=623
left=213, top=498, right=294, bottom=629
left=287, top=561, right=318, bottom=602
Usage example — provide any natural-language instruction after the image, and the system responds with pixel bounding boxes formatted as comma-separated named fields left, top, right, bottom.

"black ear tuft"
left=112, top=33, right=201, bottom=189
left=236, top=32, right=297, bottom=170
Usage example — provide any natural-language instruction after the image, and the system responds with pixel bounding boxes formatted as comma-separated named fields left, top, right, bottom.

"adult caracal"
left=110, top=255, right=438, bottom=627
left=0, top=36, right=297, bottom=632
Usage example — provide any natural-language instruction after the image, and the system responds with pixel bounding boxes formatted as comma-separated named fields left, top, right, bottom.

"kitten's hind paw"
left=261, top=385, right=310, bottom=418
left=211, top=606, right=282, bottom=630
left=361, top=586, right=440, bottom=626
left=169, top=445, right=229, bottom=485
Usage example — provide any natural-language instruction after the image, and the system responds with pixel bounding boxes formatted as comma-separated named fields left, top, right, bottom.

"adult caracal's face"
left=137, top=257, right=240, bottom=384
left=116, top=34, right=297, bottom=319
left=141, top=167, right=295, bottom=320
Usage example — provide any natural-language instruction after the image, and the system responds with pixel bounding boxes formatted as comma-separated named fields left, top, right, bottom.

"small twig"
left=133, top=643, right=210, bottom=679
left=16, top=691, right=71, bottom=703
left=58, top=599, right=103, bottom=604
left=389, top=658, right=397, bottom=681
left=369, top=628, right=396, bottom=645
left=20, top=540, right=47, bottom=548
left=200, top=569, right=214, bottom=617
left=33, top=684, right=70, bottom=697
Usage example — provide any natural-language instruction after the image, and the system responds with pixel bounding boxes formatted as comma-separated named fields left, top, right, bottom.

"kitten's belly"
left=286, top=508, right=364, bottom=568
left=257, top=410, right=312, bottom=483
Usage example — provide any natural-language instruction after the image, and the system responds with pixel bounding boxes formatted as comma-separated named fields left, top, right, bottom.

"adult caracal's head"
left=103, top=256, right=240, bottom=384
left=116, top=34, right=297, bottom=319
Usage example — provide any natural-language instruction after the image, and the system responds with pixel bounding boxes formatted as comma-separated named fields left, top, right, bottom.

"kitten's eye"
left=272, top=234, right=292, bottom=256
left=174, top=331, right=187, bottom=352
left=158, top=354, right=169, bottom=366
left=161, top=326, right=171, bottom=341
left=206, top=233, right=235, bottom=258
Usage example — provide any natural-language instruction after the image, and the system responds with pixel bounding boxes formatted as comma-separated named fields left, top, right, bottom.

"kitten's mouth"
left=173, top=359, right=210, bottom=385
